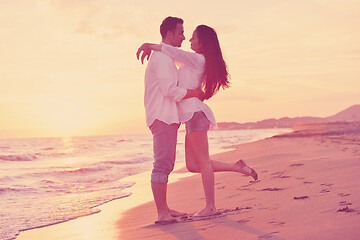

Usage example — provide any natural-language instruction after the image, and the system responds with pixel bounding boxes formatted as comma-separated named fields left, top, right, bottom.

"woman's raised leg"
left=185, top=133, right=257, bottom=180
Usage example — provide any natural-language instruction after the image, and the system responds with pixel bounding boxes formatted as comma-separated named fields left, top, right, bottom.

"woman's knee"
left=197, top=159, right=213, bottom=171
left=186, top=165, right=199, bottom=173
left=186, top=161, right=199, bottom=173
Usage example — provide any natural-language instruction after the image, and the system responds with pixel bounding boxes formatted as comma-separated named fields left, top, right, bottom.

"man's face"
left=170, top=23, right=185, bottom=47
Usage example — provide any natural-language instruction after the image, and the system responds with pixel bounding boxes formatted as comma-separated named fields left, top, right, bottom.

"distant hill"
left=325, top=105, right=360, bottom=122
left=217, top=104, right=360, bottom=130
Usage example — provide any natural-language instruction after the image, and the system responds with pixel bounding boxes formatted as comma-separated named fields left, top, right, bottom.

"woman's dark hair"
left=160, top=16, right=184, bottom=39
left=196, top=25, right=230, bottom=100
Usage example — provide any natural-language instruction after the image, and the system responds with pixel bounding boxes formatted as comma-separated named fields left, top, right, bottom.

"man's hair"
left=160, top=16, right=183, bottom=39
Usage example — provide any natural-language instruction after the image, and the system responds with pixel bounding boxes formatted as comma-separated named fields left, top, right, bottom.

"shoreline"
left=16, top=124, right=360, bottom=239
left=14, top=128, right=286, bottom=240
left=15, top=161, right=197, bottom=240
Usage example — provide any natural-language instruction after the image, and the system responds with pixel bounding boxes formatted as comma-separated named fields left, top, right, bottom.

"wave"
left=1, top=191, right=132, bottom=240
left=0, top=154, right=37, bottom=162
left=57, top=166, right=112, bottom=175
left=103, top=157, right=152, bottom=165
left=0, top=187, right=35, bottom=195
left=0, top=151, right=71, bottom=162
left=28, top=166, right=113, bottom=180
left=41, top=147, right=54, bottom=151
left=0, top=187, right=18, bottom=194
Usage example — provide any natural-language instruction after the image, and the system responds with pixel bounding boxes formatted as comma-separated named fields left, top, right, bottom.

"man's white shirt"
left=144, top=45, right=187, bottom=127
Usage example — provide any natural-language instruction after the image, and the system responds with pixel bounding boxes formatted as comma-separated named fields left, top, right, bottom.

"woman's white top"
left=162, top=44, right=216, bottom=127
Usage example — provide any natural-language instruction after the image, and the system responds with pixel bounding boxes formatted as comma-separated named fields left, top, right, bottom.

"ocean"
left=0, top=128, right=290, bottom=240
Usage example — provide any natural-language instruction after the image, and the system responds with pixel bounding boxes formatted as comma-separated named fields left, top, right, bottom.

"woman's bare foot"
left=235, top=160, right=258, bottom=180
left=193, top=207, right=218, bottom=217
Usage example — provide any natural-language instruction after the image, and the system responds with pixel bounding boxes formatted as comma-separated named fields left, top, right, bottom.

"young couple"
left=136, top=16, right=258, bottom=225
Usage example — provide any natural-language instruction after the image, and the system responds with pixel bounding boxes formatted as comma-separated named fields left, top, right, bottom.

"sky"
left=1, top=0, right=359, bottom=138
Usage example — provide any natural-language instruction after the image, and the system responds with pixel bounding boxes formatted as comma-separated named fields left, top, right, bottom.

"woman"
left=139, top=25, right=258, bottom=217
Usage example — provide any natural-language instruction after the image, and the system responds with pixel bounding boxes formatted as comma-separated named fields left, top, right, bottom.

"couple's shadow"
left=142, top=214, right=287, bottom=240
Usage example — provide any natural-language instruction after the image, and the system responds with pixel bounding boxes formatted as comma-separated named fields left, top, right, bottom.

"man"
left=137, top=16, right=203, bottom=224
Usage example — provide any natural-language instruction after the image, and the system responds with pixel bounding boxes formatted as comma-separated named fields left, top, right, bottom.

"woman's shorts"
left=185, top=111, right=211, bottom=133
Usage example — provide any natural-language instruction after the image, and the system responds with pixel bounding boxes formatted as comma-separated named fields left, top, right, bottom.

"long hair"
left=196, top=25, right=230, bottom=100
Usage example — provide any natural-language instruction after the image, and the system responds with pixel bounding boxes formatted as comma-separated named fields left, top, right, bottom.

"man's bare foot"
left=193, top=207, right=218, bottom=217
left=168, top=208, right=187, bottom=217
left=156, top=212, right=176, bottom=224
left=155, top=218, right=178, bottom=225
left=235, top=160, right=258, bottom=180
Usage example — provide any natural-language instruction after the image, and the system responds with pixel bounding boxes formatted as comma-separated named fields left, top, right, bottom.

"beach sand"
left=17, top=123, right=360, bottom=240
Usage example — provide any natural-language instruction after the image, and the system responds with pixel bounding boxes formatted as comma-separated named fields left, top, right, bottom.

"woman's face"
left=190, top=30, right=201, bottom=53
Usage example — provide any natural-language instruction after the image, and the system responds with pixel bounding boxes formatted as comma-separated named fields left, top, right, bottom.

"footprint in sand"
left=321, top=183, right=334, bottom=187
left=294, top=196, right=309, bottom=200
left=218, top=206, right=252, bottom=214
left=337, top=206, right=357, bottom=213
left=250, top=180, right=260, bottom=183
left=179, top=207, right=253, bottom=223
left=320, top=189, right=331, bottom=193
left=271, top=171, right=290, bottom=179
left=179, top=213, right=226, bottom=223
left=339, top=201, right=352, bottom=206
left=290, top=163, right=304, bottom=167
left=268, top=221, right=286, bottom=227
left=303, top=181, right=313, bottom=184
left=338, top=193, right=351, bottom=197
left=236, top=187, right=253, bottom=191
left=241, top=181, right=260, bottom=188
left=259, top=188, right=286, bottom=192
left=273, top=175, right=290, bottom=179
